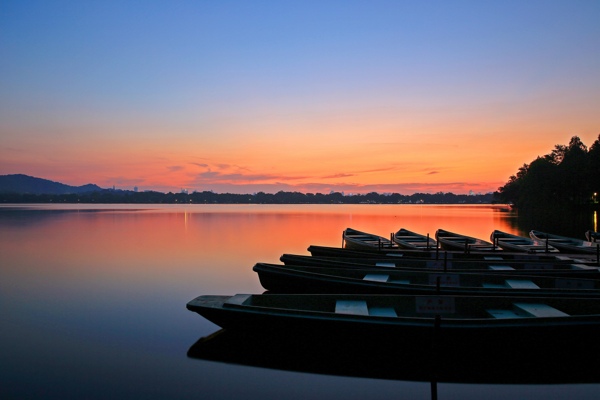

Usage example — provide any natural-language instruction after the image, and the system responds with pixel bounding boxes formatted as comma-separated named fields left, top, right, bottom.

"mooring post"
left=431, top=315, right=441, bottom=400
left=427, top=233, right=430, bottom=250
left=444, top=251, right=447, bottom=272
left=432, top=314, right=441, bottom=350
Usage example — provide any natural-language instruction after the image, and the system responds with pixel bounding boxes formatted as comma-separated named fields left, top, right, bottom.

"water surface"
left=2, top=204, right=598, bottom=399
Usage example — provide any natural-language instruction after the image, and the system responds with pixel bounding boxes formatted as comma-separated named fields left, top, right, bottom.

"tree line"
left=0, top=189, right=494, bottom=204
left=496, top=135, right=600, bottom=211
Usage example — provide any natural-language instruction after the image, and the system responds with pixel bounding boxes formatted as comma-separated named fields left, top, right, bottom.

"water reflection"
left=188, top=328, right=600, bottom=387
left=514, top=207, right=596, bottom=240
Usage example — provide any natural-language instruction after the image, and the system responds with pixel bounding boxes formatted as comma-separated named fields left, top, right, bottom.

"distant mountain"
left=0, top=174, right=103, bottom=195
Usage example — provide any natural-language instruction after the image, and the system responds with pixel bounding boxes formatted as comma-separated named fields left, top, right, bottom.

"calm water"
left=1, top=204, right=598, bottom=399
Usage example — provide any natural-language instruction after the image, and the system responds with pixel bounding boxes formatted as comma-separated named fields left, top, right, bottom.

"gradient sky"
left=1, top=1, right=599, bottom=194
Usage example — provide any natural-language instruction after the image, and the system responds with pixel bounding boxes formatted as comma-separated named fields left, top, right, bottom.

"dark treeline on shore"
left=0, top=189, right=495, bottom=205
left=497, top=135, right=600, bottom=212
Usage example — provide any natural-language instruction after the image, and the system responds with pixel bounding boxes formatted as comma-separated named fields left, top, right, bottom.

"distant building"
left=134, top=186, right=138, bottom=192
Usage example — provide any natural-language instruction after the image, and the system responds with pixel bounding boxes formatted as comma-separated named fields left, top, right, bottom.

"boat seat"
left=387, top=279, right=410, bottom=284
left=335, top=300, right=369, bottom=315
left=375, top=262, right=396, bottom=268
left=481, top=283, right=506, bottom=288
left=488, top=265, right=515, bottom=270
left=369, top=307, right=398, bottom=317
left=571, top=264, right=600, bottom=270
left=505, top=279, right=540, bottom=289
left=486, top=309, right=523, bottom=319
left=513, top=302, right=569, bottom=317
left=556, top=256, right=576, bottom=262
left=363, top=274, right=389, bottom=282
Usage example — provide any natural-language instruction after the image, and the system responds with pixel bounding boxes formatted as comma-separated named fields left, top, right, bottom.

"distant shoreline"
left=0, top=189, right=497, bottom=205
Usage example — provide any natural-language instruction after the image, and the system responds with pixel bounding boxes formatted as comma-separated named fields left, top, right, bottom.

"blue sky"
left=1, top=1, right=599, bottom=194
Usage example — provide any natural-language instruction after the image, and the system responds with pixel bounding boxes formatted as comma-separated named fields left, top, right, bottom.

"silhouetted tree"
left=497, top=135, right=599, bottom=211
left=588, top=134, right=600, bottom=202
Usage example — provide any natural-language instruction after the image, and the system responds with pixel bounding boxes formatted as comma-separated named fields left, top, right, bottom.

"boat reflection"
left=187, top=328, right=600, bottom=385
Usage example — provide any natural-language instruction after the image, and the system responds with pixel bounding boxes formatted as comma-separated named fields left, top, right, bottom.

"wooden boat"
left=586, top=230, right=600, bottom=243
left=435, top=229, right=500, bottom=252
left=491, top=230, right=559, bottom=253
left=253, top=262, right=600, bottom=297
left=187, top=293, right=600, bottom=350
left=279, top=253, right=600, bottom=278
left=529, top=230, right=600, bottom=254
left=307, top=244, right=568, bottom=262
left=342, top=227, right=399, bottom=250
left=392, top=228, right=437, bottom=250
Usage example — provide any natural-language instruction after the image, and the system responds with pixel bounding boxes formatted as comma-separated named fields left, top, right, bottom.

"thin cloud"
left=321, top=173, right=355, bottom=179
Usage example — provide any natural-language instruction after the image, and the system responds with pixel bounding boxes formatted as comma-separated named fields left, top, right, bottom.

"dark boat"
left=491, top=230, right=559, bottom=253
left=435, top=229, right=500, bottom=252
left=530, top=230, right=600, bottom=254
left=253, top=262, right=600, bottom=297
left=187, top=293, right=600, bottom=350
left=307, top=244, right=569, bottom=262
left=342, top=227, right=398, bottom=250
left=393, top=228, right=437, bottom=250
left=279, top=253, right=600, bottom=278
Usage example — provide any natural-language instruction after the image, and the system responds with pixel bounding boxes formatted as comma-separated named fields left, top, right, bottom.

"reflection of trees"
left=497, top=135, right=600, bottom=212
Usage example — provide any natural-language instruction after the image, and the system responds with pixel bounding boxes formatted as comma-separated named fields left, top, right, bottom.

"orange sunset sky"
left=1, top=1, right=599, bottom=194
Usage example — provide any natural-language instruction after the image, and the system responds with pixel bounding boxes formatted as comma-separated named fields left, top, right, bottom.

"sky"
left=1, top=1, right=599, bottom=195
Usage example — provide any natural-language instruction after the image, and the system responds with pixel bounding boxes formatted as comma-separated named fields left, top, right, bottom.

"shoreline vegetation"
left=0, top=189, right=495, bottom=205
left=496, top=135, right=600, bottom=213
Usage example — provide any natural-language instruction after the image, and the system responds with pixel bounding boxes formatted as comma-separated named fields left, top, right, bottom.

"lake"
left=1, top=204, right=599, bottom=399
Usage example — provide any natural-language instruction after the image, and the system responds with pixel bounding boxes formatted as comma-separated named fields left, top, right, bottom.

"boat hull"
left=254, top=263, right=600, bottom=297
left=187, top=294, right=600, bottom=351
left=491, top=230, right=559, bottom=253
left=435, top=229, right=500, bottom=252
left=342, top=227, right=398, bottom=250
left=530, top=230, right=600, bottom=254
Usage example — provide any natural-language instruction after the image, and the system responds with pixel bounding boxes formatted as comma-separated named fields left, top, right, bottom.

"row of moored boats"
left=187, top=227, right=600, bottom=354
left=345, top=226, right=600, bottom=254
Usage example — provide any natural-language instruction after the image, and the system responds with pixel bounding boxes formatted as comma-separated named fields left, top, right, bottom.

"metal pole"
left=444, top=251, right=447, bottom=272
